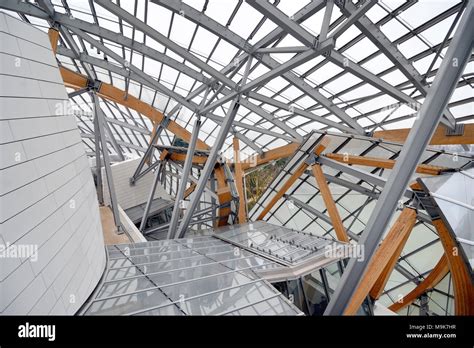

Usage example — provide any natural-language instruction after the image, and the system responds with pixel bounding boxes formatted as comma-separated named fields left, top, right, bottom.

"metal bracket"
left=365, top=130, right=374, bottom=137
left=445, top=123, right=464, bottom=136
left=305, top=153, right=319, bottom=166
left=160, top=114, right=172, bottom=128
left=87, top=78, right=102, bottom=92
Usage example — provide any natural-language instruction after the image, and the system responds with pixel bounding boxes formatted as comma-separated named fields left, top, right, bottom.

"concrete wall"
left=102, top=157, right=170, bottom=210
left=0, top=13, right=106, bottom=315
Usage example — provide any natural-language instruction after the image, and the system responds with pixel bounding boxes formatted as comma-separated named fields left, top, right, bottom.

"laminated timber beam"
left=168, top=153, right=208, bottom=165
left=214, top=164, right=233, bottom=227
left=388, top=255, right=449, bottom=312
left=344, top=207, right=417, bottom=315
left=59, top=66, right=210, bottom=151
left=233, top=137, right=247, bottom=224
left=369, top=221, right=416, bottom=300
left=257, top=137, right=330, bottom=221
left=325, top=153, right=449, bottom=176
left=311, top=163, right=349, bottom=243
left=432, top=218, right=474, bottom=315
left=241, top=143, right=300, bottom=171
left=373, top=124, right=474, bottom=145
left=183, top=183, right=196, bottom=199
left=47, top=27, right=59, bottom=54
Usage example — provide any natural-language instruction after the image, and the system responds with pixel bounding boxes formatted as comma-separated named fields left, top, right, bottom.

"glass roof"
left=1, top=0, right=471, bottom=163
left=2, top=0, right=472, bottom=316
left=248, top=130, right=472, bottom=315
left=81, top=235, right=303, bottom=315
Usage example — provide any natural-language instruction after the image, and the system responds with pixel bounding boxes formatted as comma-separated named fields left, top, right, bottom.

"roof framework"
left=2, top=0, right=472, bottom=160
left=2, top=0, right=472, bottom=316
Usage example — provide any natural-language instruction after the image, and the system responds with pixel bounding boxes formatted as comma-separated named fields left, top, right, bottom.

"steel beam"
left=199, top=39, right=334, bottom=114
left=284, top=194, right=332, bottom=225
left=68, top=88, right=89, bottom=98
left=93, top=93, right=104, bottom=205
left=325, top=2, right=474, bottom=315
left=94, top=0, right=236, bottom=90
left=328, top=0, right=377, bottom=40
left=58, top=46, right=297, bottom=143
left=247, top=92, right=357, bottom=134
left=233, top=136, right=247, bottom=224
left=93, top=93, right=121, bottom=232
left=247, top=0, right=316, bottom=47
left=317, top=156, right=412, bottom=199
left=166, top=160, right=218, bottom=201
left=104, top=116, right=151, bottom=135
left=130, top=132, right=161, bottom=184
left=255, top=46, right=309, bottom=54
left=233, top=130, right=264, bottom=155
left=176, top=100, right=241, bottom=238
left=319, top=0, right=334, bottom=42
left=167, top=116, right=202, bottom=239
left=103, top=118, right=125, bottom=161
left=139, top=162, right=162, bottom=232
left=337, top=0, right=457, bottom=129
left=156, top=0, right=365, bottom=134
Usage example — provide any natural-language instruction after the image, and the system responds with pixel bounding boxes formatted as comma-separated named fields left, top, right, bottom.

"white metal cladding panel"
left=101, top=157, right=171, bottom=210
left=0, top=13, right=106, bottom=315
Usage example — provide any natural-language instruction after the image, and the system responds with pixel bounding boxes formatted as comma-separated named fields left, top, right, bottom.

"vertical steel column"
left=325, top=1, right=474, bottom=315
left=233, top=136, right=247, bottom=223
left=93, top=93, right=104, bottom=205
left=210, top=172, right=217, bottom=228
left=167, top=116, right=202, bottom=239
left=175, top=56, right=253, bottom=238
left=93, top=93, right=121, bottom=232
left=139, top=162, right=162, bottom=232
left=175, top=100, right=240, bottom=238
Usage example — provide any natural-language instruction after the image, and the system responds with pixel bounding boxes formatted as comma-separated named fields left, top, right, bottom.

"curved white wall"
left=0, top=13, right=105, bottom=314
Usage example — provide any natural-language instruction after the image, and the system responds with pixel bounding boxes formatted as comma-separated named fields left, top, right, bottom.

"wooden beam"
left=344, top=208, right=417, bottom=315
left=169, top=153, right=208, bottom=164
left=373, top=124, right=474, bottom=145
left=325, top=153, right=448, bottom=175
left=256, top=162, right=309, bottom=221
left=409, top=181, right=423, bottom=191
left=311, top=163, right=349, bottom=242
left=60, top=66, right=88, bottom=90
left=59, top=66, right=210, bottom=150
left=48, top=28, right=59, bottom=55
left=233, top=137, right=247, bottom=223
left=432, top=218, right=474, bottom=315
left=159, top=150, right=169, bottom=161
left=369, top=218, right=414, bottom=300
left=183, top=182, right=196, bottom=199
left=241, top=143, right=299, bottom=171
left=388, top=255, right=449, bottom=312
left=257, top=137, right=330, bottom=221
